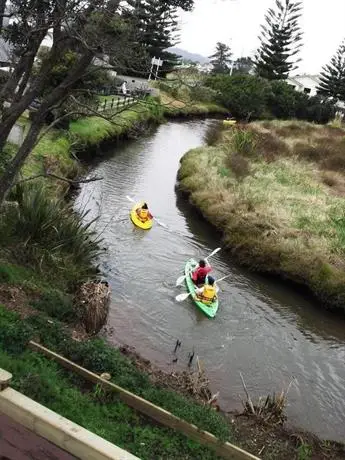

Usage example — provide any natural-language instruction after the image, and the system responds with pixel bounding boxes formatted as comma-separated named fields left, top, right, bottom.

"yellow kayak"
left=130, top=202, right=153, bottom=230
left=223, top=119, right=237, bottom=127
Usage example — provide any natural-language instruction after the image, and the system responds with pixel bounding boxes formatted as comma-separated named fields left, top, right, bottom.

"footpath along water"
left=76, top=120, right=345, bottom=442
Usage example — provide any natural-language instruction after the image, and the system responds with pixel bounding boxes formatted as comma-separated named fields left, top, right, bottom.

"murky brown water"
left=76, top=120, right=345, bottom=442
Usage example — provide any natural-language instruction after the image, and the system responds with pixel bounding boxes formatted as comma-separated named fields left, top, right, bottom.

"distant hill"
left=167, top=47, right=209, bottom=64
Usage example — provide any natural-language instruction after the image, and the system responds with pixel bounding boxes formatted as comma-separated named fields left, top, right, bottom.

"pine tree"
left=127, top=0, right=181, bottom=75
left=255, top=0, right=303, bottom=80
left=317, top=41, right=345, bottom=101
left=209, top=42, right=232, bottom=74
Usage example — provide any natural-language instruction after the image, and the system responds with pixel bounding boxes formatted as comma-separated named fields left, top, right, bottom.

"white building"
left=196, top=63, right=213, bottom=74
left=286, top=74, right=321, bottom=96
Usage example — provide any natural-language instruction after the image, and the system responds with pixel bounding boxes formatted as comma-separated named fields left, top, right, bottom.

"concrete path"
left=0, top=412, right=77, bottom=459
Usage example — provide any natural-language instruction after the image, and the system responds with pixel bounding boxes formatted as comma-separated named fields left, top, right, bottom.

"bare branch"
left=13, top=173, right=103, bottom=187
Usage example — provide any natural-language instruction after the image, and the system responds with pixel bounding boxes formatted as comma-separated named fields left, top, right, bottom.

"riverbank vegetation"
left=0, top=307, right=229, bottom=460
left=205, top=75, right=336, bottom=123
left=1, top=304, right=344, bottom=460
left=178, top=120, right=345, bottom=313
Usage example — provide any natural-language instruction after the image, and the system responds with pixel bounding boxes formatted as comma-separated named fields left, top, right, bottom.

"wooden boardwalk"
left=0, top=412, right=76, bottom=460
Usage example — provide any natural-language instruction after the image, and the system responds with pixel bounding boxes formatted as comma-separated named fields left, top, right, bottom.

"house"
left=287, top=74, right=320, bottom=96
left=196, top=62, right=213, bottom=74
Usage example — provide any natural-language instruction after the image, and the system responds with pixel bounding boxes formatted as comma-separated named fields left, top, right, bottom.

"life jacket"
left=138, top=208, right=149, bottom=221
left=200, top=284, right=216, bottom=303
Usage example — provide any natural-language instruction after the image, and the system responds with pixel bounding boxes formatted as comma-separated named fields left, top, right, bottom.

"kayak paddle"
left=175, top=247, right=221, bottom=287
left=175, top=274, right=231, bottom=302
left=126, top=196, right=167, bottom=229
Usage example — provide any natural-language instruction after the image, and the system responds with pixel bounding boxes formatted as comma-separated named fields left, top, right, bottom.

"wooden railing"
left=29, top=341, right=260, bottom=460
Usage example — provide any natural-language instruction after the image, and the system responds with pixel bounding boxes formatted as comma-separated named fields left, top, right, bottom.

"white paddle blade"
left=175, top=292, right=191, bottom=302
left=176, top=275, right=186, bottom=287
left=205, top=247, right=221, bottom=262
left=215, top=274, right=231, bottom=284
left=126, top=195, right=135, bottom=203
left=154, top=217, right=168, bottom=229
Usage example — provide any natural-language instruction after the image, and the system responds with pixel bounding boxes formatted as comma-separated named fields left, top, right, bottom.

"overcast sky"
left=177, top=0, right=345, bottom=74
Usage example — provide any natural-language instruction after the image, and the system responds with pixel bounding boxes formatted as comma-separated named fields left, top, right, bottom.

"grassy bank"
left=178, top=120, right=345, bottom=313
left=0, top=305, right=231, bottom=459
left=1, top=303, right=344, bottom=460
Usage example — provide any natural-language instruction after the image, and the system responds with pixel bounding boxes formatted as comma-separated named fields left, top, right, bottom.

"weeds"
left=297, top=443, right=313, bottom=460
left=31, top=290, right=75, bottom=323
left=231, top=128, right=257, bottom=156
left=239, top=372, right=294, bottom=425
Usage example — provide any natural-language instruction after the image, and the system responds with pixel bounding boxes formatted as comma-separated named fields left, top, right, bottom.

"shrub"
left=267, top=81, right=300, bottom=119
left=323, top=154, right=345, bottom=171
left=31, top=290, right=75, bottom=322
left=206, top=74, right=270, bottom=120
left=189, top=84, right=217, bottom=103
left=231, top=128, right=257, bottom=156
left=4, top=183, right=102, bottom=281
left=206, top=75, right=336, bottom=124
left=256, top=131, right=289, bottom=161
left=204, top=121, right=223, bottom=146
left=296, top=95, right=336, bottom=124
left=0, top=307, right=32, bottom=353
left=228, top=154, right=250, bottom=179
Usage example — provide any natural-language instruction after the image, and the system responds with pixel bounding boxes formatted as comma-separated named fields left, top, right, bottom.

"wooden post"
left=111, top=98, right=114, bottom=109
left=28, top=342, right=260, bottom=460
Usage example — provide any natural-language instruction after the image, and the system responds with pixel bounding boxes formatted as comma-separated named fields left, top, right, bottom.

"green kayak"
left=184, top=258, right=219, bottom=319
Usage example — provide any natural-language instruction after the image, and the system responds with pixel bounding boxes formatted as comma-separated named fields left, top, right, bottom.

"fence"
left=96, top=96, right=137, bottom=113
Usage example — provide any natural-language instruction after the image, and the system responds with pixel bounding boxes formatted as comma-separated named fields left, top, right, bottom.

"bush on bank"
left=205, top=75, right=336, bottom=123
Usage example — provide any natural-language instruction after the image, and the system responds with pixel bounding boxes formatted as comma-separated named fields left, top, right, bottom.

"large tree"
left=255, top=0, right=303, bottom=80
left=125, top=0, right=183, bottom=76
left=210, top=42, right=232, bottom=74
left=0, top=0, right=194, bottom=205
left=317, top=41, right=345, bottom=102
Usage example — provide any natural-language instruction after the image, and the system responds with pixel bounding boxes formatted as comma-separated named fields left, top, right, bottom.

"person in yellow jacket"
left=194, top=276, right=217, bottom=305
left=136, top=202, right=153, bottom=223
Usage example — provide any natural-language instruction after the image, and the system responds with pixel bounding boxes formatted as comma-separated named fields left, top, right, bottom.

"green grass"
left=178, top=121, right=345, bottom=312
left=0, top=306, right=232, bottom=459
left=69, top=98, right=164, bottom=147
left=0, top=348, right=222, bottom=459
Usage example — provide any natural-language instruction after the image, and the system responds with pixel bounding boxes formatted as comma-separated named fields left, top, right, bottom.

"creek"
left=76, top=120, right=345, bottom=442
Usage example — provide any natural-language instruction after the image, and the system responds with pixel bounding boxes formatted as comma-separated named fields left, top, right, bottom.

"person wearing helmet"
left=192, top=259, right=212, bottom=286
left=195, top=276, right=217, bottom=305
left=136, top=202, right=153, bottom=223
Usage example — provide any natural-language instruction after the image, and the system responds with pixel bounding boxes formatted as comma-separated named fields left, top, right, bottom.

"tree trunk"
left=0, top=50, right=94, bottom=206
left=0, top=0, right=6, bottom=34
left=0, top=117, right=44, bottom=204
